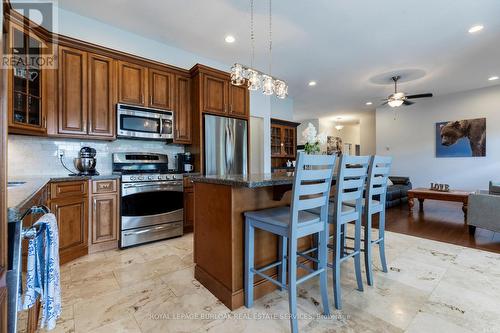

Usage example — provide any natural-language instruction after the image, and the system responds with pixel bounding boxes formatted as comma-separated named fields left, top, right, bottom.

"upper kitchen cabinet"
left=51, top=48, right=116, bottom=139
left=7, top=22, right=47, bottom=135
left=174, top=75, right=192, bottom=144
left=191, top=64, right=249, bottom=119
left=58, top=46, right=88, bottom=135
left=117, top=61, right=147, bottom=106
left=202, top=72, right=228, bottom=114
left=88, top=54, right=115, bottom=138
left=149, top=68, right=174, bottom=110
left=228, top=84, right=249, bottom=118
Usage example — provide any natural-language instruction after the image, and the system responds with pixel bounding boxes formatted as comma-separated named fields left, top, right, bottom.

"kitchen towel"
left=19, top=213, right=62, bottom=330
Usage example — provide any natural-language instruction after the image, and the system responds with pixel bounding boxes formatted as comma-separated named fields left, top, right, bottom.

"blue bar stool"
left=308, top=155, right=369, bottom=309
left=328, top=155, right=370, bottom=309
left=244, top=152, right=336, bottom=333
left=344, top=155, right=392, bottom=285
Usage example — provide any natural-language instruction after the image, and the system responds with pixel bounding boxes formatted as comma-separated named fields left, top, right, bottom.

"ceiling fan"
left=382, top=76, right=433, bottom=107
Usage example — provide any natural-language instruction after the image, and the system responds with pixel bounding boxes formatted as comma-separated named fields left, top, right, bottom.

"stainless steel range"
left=113, top=153, right=183, bottom=248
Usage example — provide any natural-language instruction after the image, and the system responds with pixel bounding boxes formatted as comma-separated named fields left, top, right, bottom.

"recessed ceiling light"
left=468, top=25, right=484, bottom=33
left=365, top=102, right=373, bottom=106
left=308, top=81, right=317, bottom=86
left=225, top=35, right=235, bottom=43
left=488, top=76, right=499, bottom=81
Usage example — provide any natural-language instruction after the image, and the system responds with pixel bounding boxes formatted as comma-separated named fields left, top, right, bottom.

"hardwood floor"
left=378, top=200, right=500, bottom=254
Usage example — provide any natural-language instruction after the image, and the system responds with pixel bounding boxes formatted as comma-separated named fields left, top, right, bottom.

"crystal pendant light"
left=230, top=63, right=245, bottom=86
left=247, top=69, right=261, bottom=90
left=274, top=80, right=288, bottom=99
left=262, top=75, right=274, bottom=95
left=229, top=0, right=288, bottom=99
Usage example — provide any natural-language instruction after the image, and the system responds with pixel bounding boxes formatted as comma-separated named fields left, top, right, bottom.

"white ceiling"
left=58, top=0, right=500, bottom=121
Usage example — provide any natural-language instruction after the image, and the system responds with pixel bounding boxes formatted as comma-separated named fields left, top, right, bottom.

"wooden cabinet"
left=183, top=176, right=194, bottom=233
left=117, top=61, right=147, bottom=106
left=149, top=68, right=174, bottom=110
left=271, top=123, right=297, bottom=158
left=229, top=84, right=249, bottom=117
left=55, top=49, right=116, bottom=139
left=270, top=119, right=300, bottom=171
left=174, top=75, right=192, bottom=144
left=196, top=67, right=249, bottom=118
left=88, top=54, right=115, bottom=138
left=7, top=22, right=47, bottom=135
left=89, top=179, right=119, bottom=253
left=58, top=46, right=88, bottom=135
left=50, top=181, right=88, bottom=264
left=202, top=73, right=228, bottom=114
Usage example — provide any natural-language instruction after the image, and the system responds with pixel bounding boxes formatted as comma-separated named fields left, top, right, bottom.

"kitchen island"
left=190, top=173, right=316, bottom=310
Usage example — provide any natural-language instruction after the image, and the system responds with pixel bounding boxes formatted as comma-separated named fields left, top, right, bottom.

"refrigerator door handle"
left=225, top=122, right=234, bottom=172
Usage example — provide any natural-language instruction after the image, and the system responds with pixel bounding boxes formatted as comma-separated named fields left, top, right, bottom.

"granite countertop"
left=8, top=173, right=120, bottom=222
left=190, top=173, right=295, bottom=188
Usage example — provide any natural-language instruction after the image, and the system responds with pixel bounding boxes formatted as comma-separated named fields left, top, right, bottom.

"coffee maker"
left=176, top=152, right=194, bottom=173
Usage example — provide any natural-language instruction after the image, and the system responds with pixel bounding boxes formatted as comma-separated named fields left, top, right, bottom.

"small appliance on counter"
left=176, top=152, right=194, bottom=173
left=60, top=146, right=99, bottom=176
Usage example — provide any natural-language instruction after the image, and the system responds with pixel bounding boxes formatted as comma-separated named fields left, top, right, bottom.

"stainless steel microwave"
left=117, top=103, right=174, bottom=140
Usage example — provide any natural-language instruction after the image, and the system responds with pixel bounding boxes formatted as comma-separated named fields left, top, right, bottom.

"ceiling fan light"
left=335, top=125, right=344, bottom=130
left=388, top=99, right=404, bottom=107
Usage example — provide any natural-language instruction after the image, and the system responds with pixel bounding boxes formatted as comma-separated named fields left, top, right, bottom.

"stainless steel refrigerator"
left=204, top=114, right=248, bottom=176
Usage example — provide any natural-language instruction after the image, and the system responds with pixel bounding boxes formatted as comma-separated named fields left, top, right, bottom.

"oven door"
left=117, top=108, right=173, bottom=140
left=121, top=181, right=183, bottom=230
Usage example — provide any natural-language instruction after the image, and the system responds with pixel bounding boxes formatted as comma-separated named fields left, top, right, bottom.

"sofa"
left=467, top=181, right=500, bottom=235
left=385, top=176, right=412, bottom=208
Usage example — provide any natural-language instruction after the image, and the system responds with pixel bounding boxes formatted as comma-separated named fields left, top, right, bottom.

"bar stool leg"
left=318, top=229, right=330, bottom=316
left=364, top=212, right=374, bottom=286
left=332, top=221, right=342, bottom=310
left=288, top=237, right=298, bottom=333
left=244, top=219, right=254, bottom=308
left=278, top=236, right=287, bottom=291
left=378, top=209, right=388, bottom=273
left=340, top=224, right=346, bottom=258
left=354, top=218, right=364, bottom=291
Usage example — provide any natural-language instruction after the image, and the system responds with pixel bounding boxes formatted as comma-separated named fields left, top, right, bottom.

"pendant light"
left=230, top=0, right=288, bottom=99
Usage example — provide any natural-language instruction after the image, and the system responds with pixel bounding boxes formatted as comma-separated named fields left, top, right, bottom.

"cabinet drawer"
left=92, top=179, right=117, bottom=194
left=50, top=181, right=88, bottom=199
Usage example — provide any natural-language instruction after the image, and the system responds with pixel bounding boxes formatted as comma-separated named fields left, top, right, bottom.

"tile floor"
left=23, top=230, right=500, bottom=333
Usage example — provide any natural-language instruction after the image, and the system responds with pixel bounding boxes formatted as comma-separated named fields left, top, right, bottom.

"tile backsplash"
left=8, top=135, right=185, bottom=177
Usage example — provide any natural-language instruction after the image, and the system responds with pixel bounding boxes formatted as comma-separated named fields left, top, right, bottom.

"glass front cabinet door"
left=7, top=23, right=46, bottom=134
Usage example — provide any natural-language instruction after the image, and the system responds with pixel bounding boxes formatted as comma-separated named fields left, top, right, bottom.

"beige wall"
left=359, top=111, right=376, bottom=155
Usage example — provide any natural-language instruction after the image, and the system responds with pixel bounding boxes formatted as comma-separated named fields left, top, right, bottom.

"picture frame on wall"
left=327, top=136, right=342, bottom=156
left=436, top=117, right=486, bottom=157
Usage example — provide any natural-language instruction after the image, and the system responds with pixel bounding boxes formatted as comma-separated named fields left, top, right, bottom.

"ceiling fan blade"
left=406, top=93, right=433, bottom=99
left=403, top=100, right=415, bottom=105
left=380, top=101, right=388, bottom=106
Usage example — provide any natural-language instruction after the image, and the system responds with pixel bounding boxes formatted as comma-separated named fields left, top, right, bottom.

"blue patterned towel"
left=19, top=213, right=61, bottom=330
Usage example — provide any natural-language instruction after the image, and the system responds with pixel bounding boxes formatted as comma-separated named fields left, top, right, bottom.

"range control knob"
left=158, top=175, right=163, bottom=180
left=138, top=176, right=144, bottom=181
left=148, top=176, right=153, bottom=180
left=130, top=176, right=136, bottom=181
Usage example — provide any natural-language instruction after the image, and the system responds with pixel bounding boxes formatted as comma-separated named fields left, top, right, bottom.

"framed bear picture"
left=436, top=117, right=486, bottom=157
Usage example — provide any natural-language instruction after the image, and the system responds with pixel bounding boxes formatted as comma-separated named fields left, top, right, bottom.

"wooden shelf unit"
left=270, top=118, right=300, bottom=171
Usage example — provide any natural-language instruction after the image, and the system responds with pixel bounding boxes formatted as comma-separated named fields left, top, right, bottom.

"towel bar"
left=20, top=205, right=50, bottom=239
